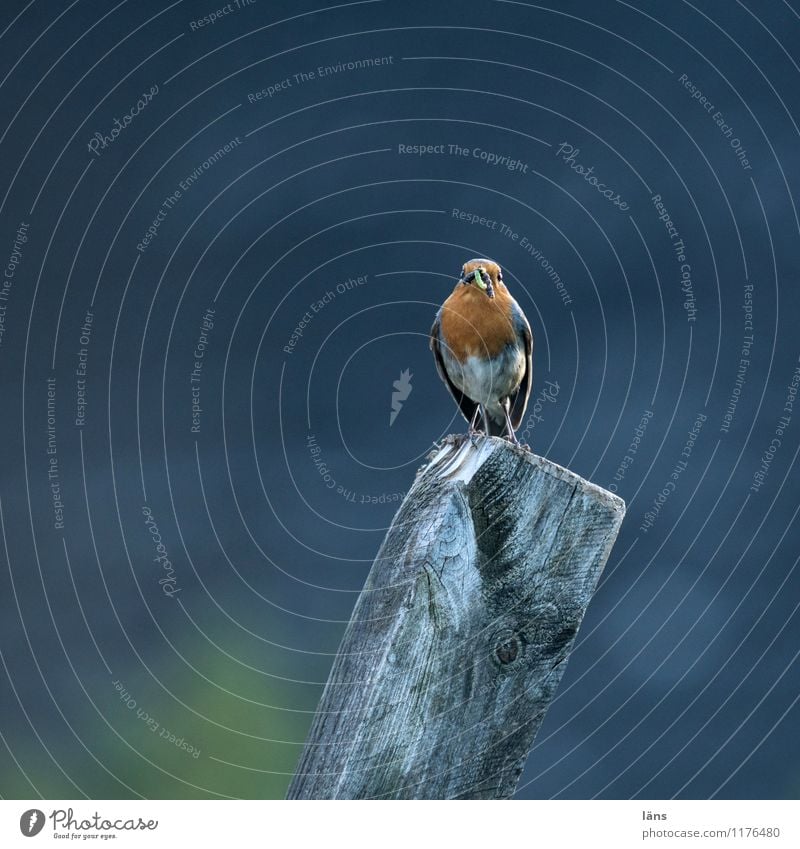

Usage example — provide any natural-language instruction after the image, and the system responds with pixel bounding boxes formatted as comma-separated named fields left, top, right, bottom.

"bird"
left=430, top=258, right=533, bottom=445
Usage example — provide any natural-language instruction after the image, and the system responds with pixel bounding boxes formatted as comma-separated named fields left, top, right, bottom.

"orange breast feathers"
left=439, top=283, right=518, bottom=360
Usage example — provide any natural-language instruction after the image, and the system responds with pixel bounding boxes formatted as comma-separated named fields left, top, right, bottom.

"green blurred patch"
left=1, top=641, right=321, bottom=799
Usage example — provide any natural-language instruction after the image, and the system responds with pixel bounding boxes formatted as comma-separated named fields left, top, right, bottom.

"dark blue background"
left=1, top=0, right=799, bottom=799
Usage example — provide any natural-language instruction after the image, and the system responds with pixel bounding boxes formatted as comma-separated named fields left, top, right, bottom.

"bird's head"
left=459, top=258, right=504, bottom=299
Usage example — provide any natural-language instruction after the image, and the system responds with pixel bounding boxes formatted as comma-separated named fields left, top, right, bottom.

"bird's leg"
left=467, top=405, right=482, bottom=434
left=481, top=405, right=492, bottom=437
left=501, top=399, right=522, bottom=447
left=467, top=405, right=484, bottom=445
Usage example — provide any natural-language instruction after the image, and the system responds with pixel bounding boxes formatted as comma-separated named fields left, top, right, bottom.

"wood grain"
left=287, top=436, right=626, bottom=800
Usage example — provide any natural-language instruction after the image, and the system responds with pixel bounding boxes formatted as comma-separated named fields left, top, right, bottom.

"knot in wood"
left=493, top=629, right=522, bottom=665
left=495, top=638, right=518, bottom=664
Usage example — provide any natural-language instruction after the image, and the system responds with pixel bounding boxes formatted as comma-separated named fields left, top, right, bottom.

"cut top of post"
left=287, top=436, right=626, bottom=800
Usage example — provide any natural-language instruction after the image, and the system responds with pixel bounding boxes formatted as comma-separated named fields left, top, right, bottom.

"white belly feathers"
left=444, top=346, right=525, bottom=409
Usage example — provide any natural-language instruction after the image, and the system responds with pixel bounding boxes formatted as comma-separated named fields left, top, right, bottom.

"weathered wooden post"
left=287, top=436, right=625, bottom=799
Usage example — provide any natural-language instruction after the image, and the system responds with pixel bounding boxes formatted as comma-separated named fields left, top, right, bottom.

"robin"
left=430, top=258, right=533, bottom=445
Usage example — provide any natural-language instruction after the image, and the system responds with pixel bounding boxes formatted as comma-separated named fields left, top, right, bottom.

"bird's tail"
left=484, top=410, right=507, bottom=437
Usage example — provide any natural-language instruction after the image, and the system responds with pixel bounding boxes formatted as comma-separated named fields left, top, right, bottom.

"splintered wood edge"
left=423, top=435, right=626, bottom=516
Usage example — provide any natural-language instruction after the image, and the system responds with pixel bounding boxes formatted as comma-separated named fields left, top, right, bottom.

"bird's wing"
left=509, top=301, right=534, bottom=429
left=430, top=312, right=480, bottom=425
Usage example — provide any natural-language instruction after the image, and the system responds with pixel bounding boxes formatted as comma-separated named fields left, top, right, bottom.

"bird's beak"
left=466, top=267, right=495, bottom=298
left=459, top=268, right=495, bottom=297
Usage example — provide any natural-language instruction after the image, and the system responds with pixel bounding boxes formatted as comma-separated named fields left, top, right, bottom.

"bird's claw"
left=442, top=433, right=467, bottom=449
left=503, top=431, right=532, bottom=452
left=467, top=424, right=487, bottom=447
